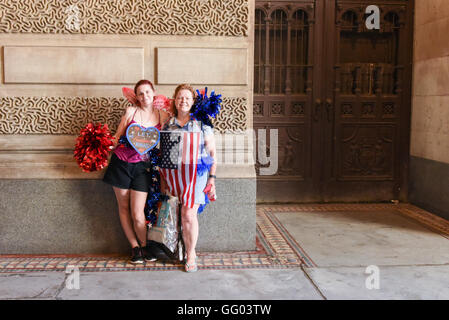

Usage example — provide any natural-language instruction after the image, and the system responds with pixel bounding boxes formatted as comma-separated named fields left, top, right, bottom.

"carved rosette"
left=0, top=96, right=247, bottom=134
left=0, top=0, right=249, bottom=36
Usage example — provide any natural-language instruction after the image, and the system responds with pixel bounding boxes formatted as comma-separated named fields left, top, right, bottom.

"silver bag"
left=147, top=195, right=184, bottom=262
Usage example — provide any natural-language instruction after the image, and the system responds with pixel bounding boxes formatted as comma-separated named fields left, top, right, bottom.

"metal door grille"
left=291, top=10, right=309, bottom=94
left=254, top=7, right=310, bottom=96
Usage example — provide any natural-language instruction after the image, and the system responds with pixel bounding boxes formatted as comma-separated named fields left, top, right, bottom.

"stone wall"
left=0, top=0, right=257, bottom=253
left=410, top=0, right=449, bottom=220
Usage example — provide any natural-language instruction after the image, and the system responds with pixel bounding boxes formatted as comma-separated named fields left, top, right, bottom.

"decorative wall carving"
left=0, top=97, right=123, bottom=134
left=0, top=0, right=248, bottom=36
left=0, top=96, right=247, bottom=135
left=213, top=97, right=248, bottom=133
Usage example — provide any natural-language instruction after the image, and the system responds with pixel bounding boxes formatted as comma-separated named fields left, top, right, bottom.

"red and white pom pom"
left=153, top=95, right=174, bottom=115
left=74, top=123, right=115, bottom=172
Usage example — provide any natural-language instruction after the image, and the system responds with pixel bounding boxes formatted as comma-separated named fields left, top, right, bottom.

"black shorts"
left=103, top=153, right=152, bottom=192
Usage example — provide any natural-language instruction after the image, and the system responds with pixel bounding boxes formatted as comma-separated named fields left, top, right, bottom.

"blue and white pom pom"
left=191, top=87, right=222, bottom=128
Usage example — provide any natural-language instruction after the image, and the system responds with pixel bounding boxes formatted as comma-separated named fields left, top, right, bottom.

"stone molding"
left=0, top=0, right=248, bottom=36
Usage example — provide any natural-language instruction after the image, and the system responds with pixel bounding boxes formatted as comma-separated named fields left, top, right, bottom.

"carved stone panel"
left=0, top=97, right=124, bottom=135
left=4, top=46, right=144, bottom=84
left=157, top=47, right=248, bottom=85
left=0, top=96, right=247, bottom=135
left=0, top=0, right=249, bottom=36
left=213, top=97, right=248, bottom=133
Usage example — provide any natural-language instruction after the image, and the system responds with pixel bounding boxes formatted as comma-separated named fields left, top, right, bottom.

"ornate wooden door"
left=254, top=0, right=414, bottom=202
left=254, top=1, right=323, bottom=202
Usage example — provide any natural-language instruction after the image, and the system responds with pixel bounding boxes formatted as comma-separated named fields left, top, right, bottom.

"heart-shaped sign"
left=126, top=124, right=160, bottom=155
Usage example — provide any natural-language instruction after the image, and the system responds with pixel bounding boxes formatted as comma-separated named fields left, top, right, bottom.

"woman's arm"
left=204, top=133, right=217, bottom=196
left=158, top=109, right=171, bottom=127
left=111, top=106, right=135, bottom=149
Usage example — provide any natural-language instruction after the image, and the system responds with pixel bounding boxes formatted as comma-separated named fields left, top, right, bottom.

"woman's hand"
left=204, top=132, right=217, bottom=200
left=206, top=177, right=216, bottom=199
left=109, top=139, right=118, bottom=151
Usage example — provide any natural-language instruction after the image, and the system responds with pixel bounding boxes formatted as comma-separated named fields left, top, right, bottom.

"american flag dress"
left=159, top=118, right=206, bottom=208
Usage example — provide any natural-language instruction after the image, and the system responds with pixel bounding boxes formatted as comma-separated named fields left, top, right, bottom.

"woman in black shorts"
left=103, top=79, right=168, bottom=264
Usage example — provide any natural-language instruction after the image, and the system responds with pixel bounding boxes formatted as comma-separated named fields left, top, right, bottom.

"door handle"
left=314, top=98, right=322, bottom=122
left=325, top=98, right=333, bottom=122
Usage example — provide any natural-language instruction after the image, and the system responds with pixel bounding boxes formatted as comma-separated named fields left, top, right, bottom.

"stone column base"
left=0, top=175, right=256, bottom=254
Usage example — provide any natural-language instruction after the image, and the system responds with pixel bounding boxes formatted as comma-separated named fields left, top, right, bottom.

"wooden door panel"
left=254, top=0, right=413, bottom=202
left=254, top=1, right=321, bottom=202
left=338, top=123, right=395, bottom=180
left=333, top=95, right=401, bottom=182
left=322, top=0, right=412, bottom=201
left=255, top=123, right=307, bottom=180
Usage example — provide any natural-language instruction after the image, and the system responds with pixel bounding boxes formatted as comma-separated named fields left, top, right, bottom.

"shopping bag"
left=147, top=195, right=184, bottom=262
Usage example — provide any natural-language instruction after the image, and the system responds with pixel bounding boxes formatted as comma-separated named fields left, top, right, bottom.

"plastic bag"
left=147, top=195, right=184, bottom=262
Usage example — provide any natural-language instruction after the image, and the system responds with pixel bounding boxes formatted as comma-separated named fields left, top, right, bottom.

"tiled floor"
left=267, top=203, right=449, bottom=267
left=1, top=203, right=448, bottom=273
left=0, top=204, right=303, bottom=273
left=2, top=203, right=449, bottom=300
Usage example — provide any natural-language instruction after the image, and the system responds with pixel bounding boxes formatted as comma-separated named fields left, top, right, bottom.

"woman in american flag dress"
left=159, top=84, right=217, bottom=273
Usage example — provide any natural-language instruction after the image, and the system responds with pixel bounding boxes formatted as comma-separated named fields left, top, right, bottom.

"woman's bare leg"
left=181, top=204, right=200, bottom=268
left=113, top=187, right=139, bottom=248
left=130, top=189, right=149, bottom=247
